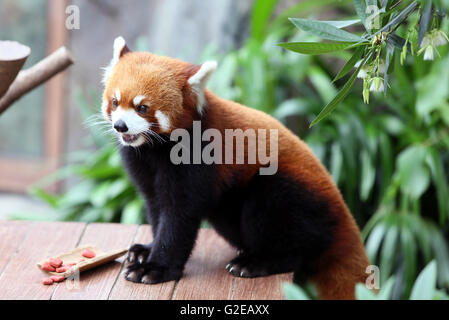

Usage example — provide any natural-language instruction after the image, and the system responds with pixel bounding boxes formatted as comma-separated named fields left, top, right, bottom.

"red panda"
left=101, top=36, right=370, bottom=300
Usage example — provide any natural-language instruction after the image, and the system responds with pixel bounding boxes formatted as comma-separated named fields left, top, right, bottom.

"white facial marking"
left=133, top=95, right=146, bottom=106
left=155, top=110, right=171, bottom=131
left=188, top=61, right=217, bottom=114
left=111, top=107, right=149, bottom=135
left=114, top=89, right=121, bottom=102
left=101, top=99, right=109, bottom=120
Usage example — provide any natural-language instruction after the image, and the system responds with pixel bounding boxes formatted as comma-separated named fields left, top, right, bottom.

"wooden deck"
left=0, top=221, right=292, bottom=300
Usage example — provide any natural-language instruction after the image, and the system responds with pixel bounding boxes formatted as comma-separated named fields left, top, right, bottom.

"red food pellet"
left=67, top=262, right=77, bottom=266
left=49, top=258, right=63, bottom=268
left=42, top=277, right=54, bottom=285
left=42, top=261, right=56, bottom=272
left=82, top=249, right=96, bottom=259
left=50, top=275, right=65, bottom=283
left=56, top=266, right=69, bottom=273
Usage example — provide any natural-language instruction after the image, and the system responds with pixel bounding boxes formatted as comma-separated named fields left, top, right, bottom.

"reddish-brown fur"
left=205, top=92, right=370, bottom=299
left=104, top=51, right=370, bottom=299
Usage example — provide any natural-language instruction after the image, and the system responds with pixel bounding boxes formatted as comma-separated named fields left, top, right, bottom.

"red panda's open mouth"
left=121, top=133, right=140, bottom=143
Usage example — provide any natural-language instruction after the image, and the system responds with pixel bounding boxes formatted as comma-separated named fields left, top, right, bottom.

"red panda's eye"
left=137, top=105, right=149, bottom=114
left=111, top=98, right=118, bottom=110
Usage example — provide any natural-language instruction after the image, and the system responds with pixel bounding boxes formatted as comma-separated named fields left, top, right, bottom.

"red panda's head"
left=101, top=36, right=216, bottom=147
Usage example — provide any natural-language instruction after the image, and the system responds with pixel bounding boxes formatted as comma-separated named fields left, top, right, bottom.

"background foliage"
left=15, top=0, right=449, bottom=299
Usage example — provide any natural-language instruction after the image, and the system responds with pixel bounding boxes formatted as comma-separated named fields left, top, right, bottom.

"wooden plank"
left=51, top=223, right=138, bottom=300
left=171, top=229, right=236, bottom=300
left=0, top=221, right=31, bottom=277
left=108, top=225, right=176, bottom=300
left=232, top=273, right=293, bottom=300
left=0, top=221, right=86, bottom=300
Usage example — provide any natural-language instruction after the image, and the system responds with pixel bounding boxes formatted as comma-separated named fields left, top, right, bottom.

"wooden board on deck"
left=0, top=221, right=292, bottom=300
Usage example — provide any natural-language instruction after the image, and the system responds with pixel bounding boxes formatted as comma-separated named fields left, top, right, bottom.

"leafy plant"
left=279, top=0, right=449, bottom=126
left=284, top=260, right=449, bottom=300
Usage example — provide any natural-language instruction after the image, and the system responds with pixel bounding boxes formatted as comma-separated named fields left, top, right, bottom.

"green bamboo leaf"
left=121, top=199, right=144, bottom=224
left=278, top=41, right=357, bottom=55
left=378, top=276, right=396, bottom=300
left=289, top=18, right=364, bottom=42
left=380, top=225, right=398, bottom=282
left=416, top=55, right=449, bottom=117
left=379, top=132, right=393, bottom=196
left=29, top=188, right=59, bottom=208
left=427, top=148, right=449, bottom=225
left=384, top=40, right=394, bottom=95
left=397, top=146, right=430, bottom=199
left=272, top=0, right=340, bottom=29
left=407, top=215, right=432, bottom=262
left=366, top=223, right=387, bottom=262
left=251, top=0, right=279, bottom=41
left=282, top=283, right=311, bottom=300
left=401, top=226, right=417, bottom=297
left=417, top=0, right=432, bottom=47
left=360, top=149, right=375, bottom=200
left=273, top=98, right=312, bottom=119
left=90, top=181, right=113, bottom=207
left=310, top=56, right=365, bottom=127
left=320, top=19, right=361, bottom=28
left=430, top=228, right=449, bottom=287
left=333, top=46, right=365, bottom=82
left=410, top=261, right=437, bottom=300
left=330, top=142, right=343, bottom=183
left=308, top=66, right=337, bottom=102
left=353, top=0, right=368, bottom=30
left=79, top=208, right=102, bottom=223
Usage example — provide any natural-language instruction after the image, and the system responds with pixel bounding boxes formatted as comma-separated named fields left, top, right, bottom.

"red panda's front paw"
left=124, top=263, right=182, bottom=284
left=127, top=243, right=152, bottom=264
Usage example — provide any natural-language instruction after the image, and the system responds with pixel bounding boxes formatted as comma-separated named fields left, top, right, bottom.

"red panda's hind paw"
left=225, top=255, right=270, bottom=278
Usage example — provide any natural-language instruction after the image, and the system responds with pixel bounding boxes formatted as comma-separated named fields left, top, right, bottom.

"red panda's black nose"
left=114, top=120, right=128, bottom=133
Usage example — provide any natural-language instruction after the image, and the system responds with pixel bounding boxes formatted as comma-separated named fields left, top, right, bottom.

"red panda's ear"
left=102, top=36, right=131, bottom=85
left=113, top=36, right=131, bottom=61
left=187, top=61, right=217, bottom=114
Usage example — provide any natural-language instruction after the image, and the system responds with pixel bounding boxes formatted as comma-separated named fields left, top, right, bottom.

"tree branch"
left=0, top=46, right=74, bottom=116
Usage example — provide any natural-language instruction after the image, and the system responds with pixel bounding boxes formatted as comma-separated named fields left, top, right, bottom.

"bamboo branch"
left=0, top=47, right=74, bottom=116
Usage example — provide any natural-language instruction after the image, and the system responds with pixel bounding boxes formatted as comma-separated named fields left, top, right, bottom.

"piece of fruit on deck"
left=81, top=249, right=96, bottom=258
left=49, top=258, right=63, bottom=268
left=56, top=266, right=69, bottom=273
left=42, top=261, right=56, bottom=272
left=42, top=278, right=54, bottom=285
left=50, top=275, right=65, bottom=283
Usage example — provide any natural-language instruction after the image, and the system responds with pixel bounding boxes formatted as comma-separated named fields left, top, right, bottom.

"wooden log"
left=0, top=41, right=30, bottom=98
left=0, top=46, right=74, bottom=116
